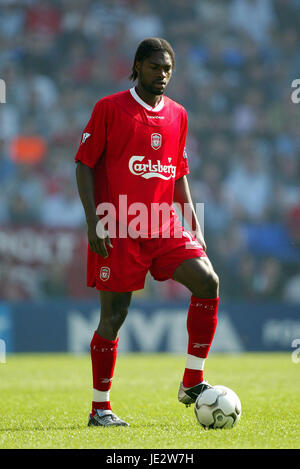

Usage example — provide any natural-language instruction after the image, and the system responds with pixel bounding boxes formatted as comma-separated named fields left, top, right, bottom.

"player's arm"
left=173, top=175, right=206, bottom=251
left=76, top=161, right=112, bottom=258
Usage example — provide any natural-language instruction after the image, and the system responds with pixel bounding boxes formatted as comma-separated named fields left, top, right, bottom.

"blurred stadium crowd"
left=0, top=0, right=300, bottom=302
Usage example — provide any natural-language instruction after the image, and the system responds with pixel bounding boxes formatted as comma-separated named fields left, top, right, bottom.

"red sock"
left=90, top=331, right=118, bottom=416
left=183, top=296, right=219, bottom=388
left=92, top=401, right=111, bottom=413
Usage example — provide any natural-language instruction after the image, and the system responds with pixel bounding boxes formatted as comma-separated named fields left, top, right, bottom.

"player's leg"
left=97, top=290, right=132, bottom=340
left=173, top=257, right=219, bottom=405
left=173, top=256, right=219, bottom=298
left=88, top=291, right=132, bottom=427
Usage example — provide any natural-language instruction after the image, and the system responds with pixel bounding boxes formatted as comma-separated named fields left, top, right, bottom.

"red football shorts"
left=86, top=225, right=207, bottom=292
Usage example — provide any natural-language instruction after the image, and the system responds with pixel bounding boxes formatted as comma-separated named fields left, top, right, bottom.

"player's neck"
left=134, top=85, right=163, bottom=109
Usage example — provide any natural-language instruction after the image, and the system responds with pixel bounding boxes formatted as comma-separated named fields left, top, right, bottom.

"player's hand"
left=87, top=218, right=113, bottom=258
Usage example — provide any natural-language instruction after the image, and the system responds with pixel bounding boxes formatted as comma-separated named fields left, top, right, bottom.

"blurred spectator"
left=8, top=193, right=40, bottom=225
left=273, top=0, right=300, bottom=32
left=230, top=253, right=257, bottom=300
left=229, top=0, right=277, bottom=44
left=253, top=257, right=283, bottom=300
left=25, top=0, right=62, bottom=38
left=41, top=180, right=84, bottom=227
left=232, top=89, right=264, bottom=135
left=273, top=154, right=300, bottom=219
left=126, top=2, right=164, bottom=43
left=191, top=162, right=232, bottom=235
left=81, top=0, right=130, bottom=40
left=6, top=164, right=45, bottom=224
left=0, top=138, right=15, bottom=183
left=224, top=151, right=272, bottom=221
left=286, top=204, right=300, bottom=246
left=0, top=2, right=25, bottom=39
left=0, top=103, right=20, bottom=140
left=283, top=267, right=300, bottom=303
left=40, top=262, right=68, bottom=298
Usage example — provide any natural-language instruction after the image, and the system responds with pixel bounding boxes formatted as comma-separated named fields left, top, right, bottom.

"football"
left=194, top=385, right=241, bottom=429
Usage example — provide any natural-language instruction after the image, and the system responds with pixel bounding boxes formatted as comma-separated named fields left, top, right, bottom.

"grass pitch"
left=0, top=352, right=299, bottom=449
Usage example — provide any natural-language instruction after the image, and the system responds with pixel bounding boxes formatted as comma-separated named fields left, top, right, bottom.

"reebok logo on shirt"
left=81, top=132, right=91, bottom=143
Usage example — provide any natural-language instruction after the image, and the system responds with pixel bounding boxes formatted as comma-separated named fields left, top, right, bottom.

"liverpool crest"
left=151, top=133, right=162, bottom=150
left=100, top=266, right=110, bottom=281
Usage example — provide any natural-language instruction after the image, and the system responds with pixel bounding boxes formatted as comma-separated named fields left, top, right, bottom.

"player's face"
left=136, top=51, right=173, bottom=96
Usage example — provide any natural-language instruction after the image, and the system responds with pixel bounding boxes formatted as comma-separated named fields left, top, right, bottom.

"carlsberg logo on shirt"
left=129, top=156, right=176, bottom=180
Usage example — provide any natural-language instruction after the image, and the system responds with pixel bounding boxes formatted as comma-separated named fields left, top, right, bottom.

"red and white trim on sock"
left=90, top=331, right=118, bottom=416
left=183, top=296, right=219, bottom=388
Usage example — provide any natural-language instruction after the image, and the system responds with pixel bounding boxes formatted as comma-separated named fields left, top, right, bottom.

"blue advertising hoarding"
left=0, top=299, right=299, bottom=354
left=0, top=304, right=13, bottom=361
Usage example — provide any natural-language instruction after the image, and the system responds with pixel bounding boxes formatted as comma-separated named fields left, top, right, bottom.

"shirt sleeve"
left=75, top=99, right=107, bottom=168
left=175, top=108, right=190, bottom=180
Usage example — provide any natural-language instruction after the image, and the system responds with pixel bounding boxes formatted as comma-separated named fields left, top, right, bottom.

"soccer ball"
left=194, top=385, right=241, bottom=429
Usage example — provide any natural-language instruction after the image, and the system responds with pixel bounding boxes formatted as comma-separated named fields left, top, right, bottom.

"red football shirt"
left=75, top=87, right=190, bottom=237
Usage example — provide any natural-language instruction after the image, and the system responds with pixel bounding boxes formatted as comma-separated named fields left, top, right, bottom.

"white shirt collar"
left=130, top=87, right=165, bottom=112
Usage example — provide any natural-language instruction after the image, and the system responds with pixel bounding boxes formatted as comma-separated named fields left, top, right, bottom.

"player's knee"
left=210, top=271, right=219, bottom=295
left=194, top=267, right=219, bottom=298
left=211, top=269, right=219, bottom=287
left=204, top=270, right=219, bottom=296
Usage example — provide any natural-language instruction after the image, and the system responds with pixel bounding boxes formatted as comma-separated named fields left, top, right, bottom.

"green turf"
left=0, top=352, right=299, bottom=449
